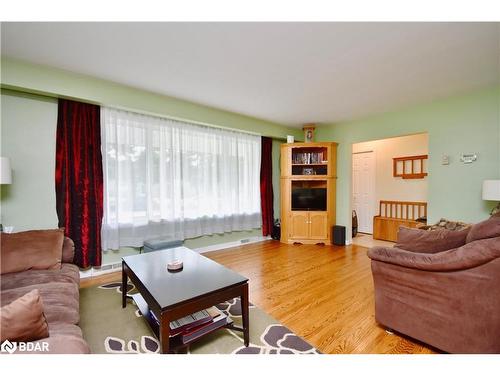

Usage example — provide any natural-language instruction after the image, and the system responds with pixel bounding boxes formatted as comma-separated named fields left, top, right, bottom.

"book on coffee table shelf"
left=149, top=306, right=226, bottom=338
left=180, top=313, right=233, bottom=345
left=169, top=310, right=213, bottom=333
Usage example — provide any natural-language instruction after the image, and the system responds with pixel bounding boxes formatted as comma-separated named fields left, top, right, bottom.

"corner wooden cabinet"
left=280, top=142, right=337, bottom=245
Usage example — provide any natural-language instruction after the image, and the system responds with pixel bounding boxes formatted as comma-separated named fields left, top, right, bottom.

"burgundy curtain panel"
left=260, top=137, right=274, bottom=236
left=55, top=99, right=103, bottom=268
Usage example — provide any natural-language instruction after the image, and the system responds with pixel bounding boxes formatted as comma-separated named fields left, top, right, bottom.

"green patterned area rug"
left=79, top=282, right=320, bottom=354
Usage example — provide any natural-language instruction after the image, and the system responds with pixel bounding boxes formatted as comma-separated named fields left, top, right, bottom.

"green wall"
left=1, top=58, right=302, bottom=140
left=1, top=59, right=301, bottom=256
left=316, top=87, right=500, bottom=242
left=1, top=90, right=59, bottom=231
left=6, top=58, right=496, bottom=250
left=0, top=90, right=277, bottom=261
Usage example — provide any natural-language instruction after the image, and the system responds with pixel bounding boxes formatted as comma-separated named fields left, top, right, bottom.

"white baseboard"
left=80, top=235, right=271, bottom=279
left=79, top=262, right=122, bottom=279
left=191, top=236, right=271, bottom=254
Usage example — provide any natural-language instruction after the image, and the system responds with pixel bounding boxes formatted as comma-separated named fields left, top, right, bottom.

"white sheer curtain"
left=101, top=107, right=261, bottom=250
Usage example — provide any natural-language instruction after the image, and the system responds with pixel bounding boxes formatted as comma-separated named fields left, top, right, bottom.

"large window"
left=101, top=107, right=261, bottom=250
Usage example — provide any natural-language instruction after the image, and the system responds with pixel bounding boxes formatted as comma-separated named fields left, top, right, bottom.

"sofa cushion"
left=369, top=237, right=500, bottom=272
left=47, top=322, right=84, bottom=338
left=0, top=289, right=49, bottom=342
left=0, top=229, right=64, bottom=275
left=0, top=264, right=80, bottom=291
left=396, top=227, right=470, bottom=254
left=1, top=282, right=79, bottom=325
left=61, top=237, right=75, bottom=264
left=466, top=215, right=500, bottom=243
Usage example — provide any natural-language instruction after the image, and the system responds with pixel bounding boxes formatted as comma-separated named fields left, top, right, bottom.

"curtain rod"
left=105, top=104, right=263, bottom=137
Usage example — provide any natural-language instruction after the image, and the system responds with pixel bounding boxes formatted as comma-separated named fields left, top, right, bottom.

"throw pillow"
left=61, top=237, right=75, bottom=264
left=466, top=215, right=500, bottom=243
left=396, top=226, right=470, bottom=254
left=0, top=228, right=64, bottom=275
left=0, top=289, right=49, bottom=342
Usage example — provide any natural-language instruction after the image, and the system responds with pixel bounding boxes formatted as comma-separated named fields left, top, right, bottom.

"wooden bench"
left=373, top=200, right=427, bottom=242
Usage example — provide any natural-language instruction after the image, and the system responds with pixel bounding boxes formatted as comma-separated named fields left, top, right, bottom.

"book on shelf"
left=149, top=306, right=224, bottom=337
left=292, top=152, right=324, bottom=164
left=180, top=312, right=232, bottom=344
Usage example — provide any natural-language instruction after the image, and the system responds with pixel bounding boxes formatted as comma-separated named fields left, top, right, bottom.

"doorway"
left=352, top=151, right=376, bottom=234
left=351, top=132, right=429, bottom=244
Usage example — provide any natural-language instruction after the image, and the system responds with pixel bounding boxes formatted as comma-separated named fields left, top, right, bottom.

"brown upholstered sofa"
left=0, top=232, right=90, bottom=354
left=367, top=215, right=500, bottom=353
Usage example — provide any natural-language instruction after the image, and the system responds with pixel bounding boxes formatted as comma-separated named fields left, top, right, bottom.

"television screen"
left=291, top=188, right=327, bottom=211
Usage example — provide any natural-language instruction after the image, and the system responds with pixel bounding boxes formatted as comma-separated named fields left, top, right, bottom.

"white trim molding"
left=80, top=235, right=272, bottom=279
left=191, top=236, right=271, bottom=254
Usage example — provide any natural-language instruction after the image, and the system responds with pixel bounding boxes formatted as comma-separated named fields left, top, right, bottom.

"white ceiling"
left=1, top=22, right=499, bottom=127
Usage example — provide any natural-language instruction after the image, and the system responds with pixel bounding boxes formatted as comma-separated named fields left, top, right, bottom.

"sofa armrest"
left=367, top=237, right=500, bottom=271
left=61, top=237, right=75, bottom=264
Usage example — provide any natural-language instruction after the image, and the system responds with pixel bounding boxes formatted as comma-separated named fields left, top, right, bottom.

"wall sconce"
left=0, top=157, right=13, bottom=233
left=0, top=157, right=12, bottom=185
left=483, top=180, right=500, bottom=216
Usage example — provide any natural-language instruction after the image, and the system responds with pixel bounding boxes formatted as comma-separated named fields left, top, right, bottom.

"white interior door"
left=352, top=151, right=376, bottom=234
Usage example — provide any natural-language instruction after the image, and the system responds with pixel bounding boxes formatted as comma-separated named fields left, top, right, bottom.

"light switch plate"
left=441, top=155, right=450, bottom=165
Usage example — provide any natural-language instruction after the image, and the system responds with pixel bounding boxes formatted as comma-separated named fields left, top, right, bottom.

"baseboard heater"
left=80, top=261, right=122, bottom=279
left=80, top=236, right=270, bottom=279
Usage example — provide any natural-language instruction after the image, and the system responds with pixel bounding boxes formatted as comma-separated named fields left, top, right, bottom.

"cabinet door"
left=309, top=212, right=328, bottom=239
left=289, top=212, right=309, bottom=239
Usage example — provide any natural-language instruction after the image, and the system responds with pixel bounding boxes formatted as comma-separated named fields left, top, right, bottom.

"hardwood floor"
left=80, top=271, right=124, bottom=289
left=81, top=241, right=435, bottom=354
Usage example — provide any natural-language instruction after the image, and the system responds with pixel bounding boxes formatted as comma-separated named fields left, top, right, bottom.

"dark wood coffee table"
left=121, top=247, right=249, bottom=353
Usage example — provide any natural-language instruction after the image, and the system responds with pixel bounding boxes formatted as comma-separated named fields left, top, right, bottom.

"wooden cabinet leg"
left=160, top=311, right=171, bottom=354
left=241, top=283, right=250, bottom=346
left=122, top=262, right=127, bottom=308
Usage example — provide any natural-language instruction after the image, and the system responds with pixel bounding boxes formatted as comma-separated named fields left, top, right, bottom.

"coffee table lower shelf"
left=131, top=293, right=234, bottom=352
